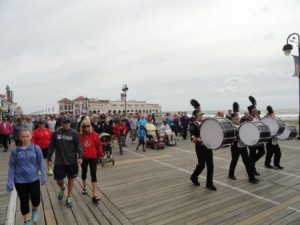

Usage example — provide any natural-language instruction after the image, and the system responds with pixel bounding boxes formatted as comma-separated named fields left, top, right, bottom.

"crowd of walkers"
left=2, top=111, right=193, bottom=225
left=2, top=107, right=288, bottom=224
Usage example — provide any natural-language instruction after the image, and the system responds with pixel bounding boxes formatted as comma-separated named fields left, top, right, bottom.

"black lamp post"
left=122, top=84, right=128, bottom=115
left=282, top=33, right=300, bottom=138
left=84, top=97, right=89, bottom=113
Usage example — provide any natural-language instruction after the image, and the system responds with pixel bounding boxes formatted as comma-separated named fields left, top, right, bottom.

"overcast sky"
left=1, top=0, right=300, bottom=114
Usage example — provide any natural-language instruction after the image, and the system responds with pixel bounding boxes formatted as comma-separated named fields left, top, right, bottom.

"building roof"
left=73, top=96, right=86, bottom=101
left=58, top=98, right=72, bottom=103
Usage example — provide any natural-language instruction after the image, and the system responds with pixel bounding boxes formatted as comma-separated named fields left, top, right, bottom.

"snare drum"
left=239, top=121, right=271, bottom=146
left=260, top=117, right=285, bottom=136
left=199, top=117, right=236, bottom=150
left=276, top=124, right=298, bottom=140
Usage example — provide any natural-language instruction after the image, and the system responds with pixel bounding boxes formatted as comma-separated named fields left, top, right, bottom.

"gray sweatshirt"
left=48, top=128, right=82, bottom=165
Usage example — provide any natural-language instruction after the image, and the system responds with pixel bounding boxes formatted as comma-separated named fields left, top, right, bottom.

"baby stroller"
left=146, top=130, right=165, bottom=150
left=99, top=133, right=115, bottom=166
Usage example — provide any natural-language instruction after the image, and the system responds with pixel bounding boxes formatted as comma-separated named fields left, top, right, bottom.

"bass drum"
left=260, top=117, right=285, bottom=136
left=199, top=117, right=236, bottom=150
left=239, top=121, right=271, bottom=146
left=277, top=124, right=298, bottom=140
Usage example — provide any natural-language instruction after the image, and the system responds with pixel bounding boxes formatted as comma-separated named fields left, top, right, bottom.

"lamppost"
left=282, top=33, right=300, bottom=138
left=122, top=84, right=129, bottom=115
left=84, top=97, right=89, bottom=114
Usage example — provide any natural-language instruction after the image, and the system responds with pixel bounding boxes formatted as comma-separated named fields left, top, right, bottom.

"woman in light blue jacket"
left=7, top=128, right=47, bottom=225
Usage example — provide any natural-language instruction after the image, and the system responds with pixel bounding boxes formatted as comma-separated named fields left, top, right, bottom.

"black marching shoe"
left=265, top=164, right=274, bottom=169
left=253, top=170, right=260, bottom=176
left=190, top=176, right=200, bottom=186
left=228, top=175, right=237, bottom=180
left=249, top=178, right=260, bottom=184
left=274, top=165, right=284, bottom=169
left=206, top=184, right=217, bottom=191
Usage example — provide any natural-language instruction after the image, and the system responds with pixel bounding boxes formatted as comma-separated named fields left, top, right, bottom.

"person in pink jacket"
left=0, top=117, right=13, bottom=151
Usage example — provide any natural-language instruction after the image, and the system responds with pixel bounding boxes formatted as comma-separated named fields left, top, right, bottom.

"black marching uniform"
left=229, top=133, right=259, bottom=183
left=265, top=137, right=283, bottom=169
left=243, top=97, right=265, bottom=176
left=240, top=115, right=265, bottom=176
left=264, top=106, right=284, bottom=169
left=190, top=120, right=216, bottom=190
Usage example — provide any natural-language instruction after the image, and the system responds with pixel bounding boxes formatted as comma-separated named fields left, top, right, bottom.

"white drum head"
left=260, top=117, right=279, bottom=136
left=239, top=122, right=260, bottom=146
left=277, top=125, right=291, bottom=140
left=200, top=118, right=223, bottom=149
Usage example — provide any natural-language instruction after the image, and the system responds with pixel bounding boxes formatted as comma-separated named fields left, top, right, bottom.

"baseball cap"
left=62, top=117, right=71, bottom=123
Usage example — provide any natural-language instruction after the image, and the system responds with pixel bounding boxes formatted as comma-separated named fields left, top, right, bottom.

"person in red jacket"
left=113, top=118, right=127, bottom=155
left=78, top=119, right=104, bottom=203
left=32, top=120, right=53, bottom=175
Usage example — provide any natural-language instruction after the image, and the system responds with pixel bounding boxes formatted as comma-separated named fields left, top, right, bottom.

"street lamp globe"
left=122, top=84, right=128, bottom=92
left=282, top=43, right=293, bottom=56
left=122, top=84, right=129, bottom=115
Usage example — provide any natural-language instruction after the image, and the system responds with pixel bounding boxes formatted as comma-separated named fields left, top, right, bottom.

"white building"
left=58, top=96, right=161, bottom=115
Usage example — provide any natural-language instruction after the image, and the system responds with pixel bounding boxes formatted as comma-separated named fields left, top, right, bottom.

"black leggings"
left=15, top=180, right=40, bottom=215
left=81, top=158, right=98, bottom=182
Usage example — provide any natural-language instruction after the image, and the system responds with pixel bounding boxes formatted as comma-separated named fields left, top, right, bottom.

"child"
left=112, top=118, right=127, bottom=155
left=101, top=135, right=112, bottom=158
left=136, top=125, right=146, bottom=152
left=7, top=128, right=47, bottom=225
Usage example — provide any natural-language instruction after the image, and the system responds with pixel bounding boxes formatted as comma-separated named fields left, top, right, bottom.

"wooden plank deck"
left=1, top=138, right=300, bottom=225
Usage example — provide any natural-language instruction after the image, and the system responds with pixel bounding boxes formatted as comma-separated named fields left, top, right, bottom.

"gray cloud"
left=0, top=0, right=300, bottom=113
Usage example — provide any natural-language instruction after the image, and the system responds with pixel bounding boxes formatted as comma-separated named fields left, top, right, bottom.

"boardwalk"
left=1, top=138, right=300, bottom=225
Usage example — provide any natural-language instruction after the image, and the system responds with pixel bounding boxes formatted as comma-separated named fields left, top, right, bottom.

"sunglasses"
left=62, top=121, right=71, bottom=124
left=82, top=125, right=90, bottom=128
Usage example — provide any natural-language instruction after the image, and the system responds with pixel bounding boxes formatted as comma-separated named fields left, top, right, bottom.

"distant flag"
left=48, top=108, right=50, bottom=112
left=52, top=106, right=54, bottom=112
left=293, top=56, right=300, bottom=77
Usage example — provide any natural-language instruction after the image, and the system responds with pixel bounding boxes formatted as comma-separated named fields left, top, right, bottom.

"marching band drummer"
left=228, top=102, right=259, bottom=184
left=264, top=106, right=284, bottom=169
left=240, top=96, right=265, bottom=176
left=189, top=99, right=217, bottom=191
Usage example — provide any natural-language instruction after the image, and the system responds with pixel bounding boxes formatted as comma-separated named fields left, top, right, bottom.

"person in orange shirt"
left=32, top=119, right=53, bottom=175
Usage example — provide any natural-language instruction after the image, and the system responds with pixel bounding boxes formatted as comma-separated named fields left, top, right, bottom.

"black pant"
left=1, top=134, right=10, bottom=149
left=191, top=143, right=214, bottom=186
left=249, top=145, right=265, bottom=171
left=81, top=158, right=98, bottom=182
left=229, top=142, right=255, bottom=180
left=15, top=180, right=40, bottom=215
left=182, top=125, right=188, bottom=139
left=265, top=140, right=281, bottom=166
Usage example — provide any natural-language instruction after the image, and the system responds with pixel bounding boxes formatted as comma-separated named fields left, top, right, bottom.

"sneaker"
left=132, top=141, right=136, bottom=144
left=47, top=168, right=54, bottom=175
left=57, top=187, right=65, bottom=201
left=24, top=220, right=32, bottom=225
left=32, top=209, right=39, bottom=222
left=66, top=196, right=73, bottom=207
